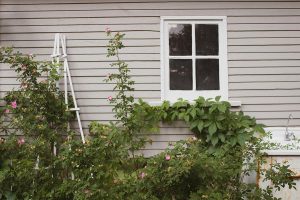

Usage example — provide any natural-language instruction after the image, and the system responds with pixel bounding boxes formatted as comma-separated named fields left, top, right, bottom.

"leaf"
left=208, top=123, right=217, bottom=135
left=171, top=111, right=178, bottom=121
left=211, top=136, right=219, bottom=146
left=230, top=137, right=237, bottom=146
left=163, top=112, right=168, bottom=119
left=197, top=108, right=204, bottom=116
left=197, top=121, right=204, bottom=132
left=218, top=133, right=226, bottom=142
left=216, top=122, right=223, bottom=129
left=162, top=101, right=170, bottom=110
left=237, top=133, right=247, bottom=146
left=184, top=114, right=190, bottom=122
left=215, top=96, right=221, bottom=102
left=190, top=108, right=197, bottom=118
left=4, top=192, right=16, bottom=200
left=209, top=104, right=218, bottom=114
left=217, top=103, right=226, bottom=113
left=190, top=120, right=199, bottom=130
left=178, top=113, right=185, bottom=120
left=195, top=96, right=205, bottom=104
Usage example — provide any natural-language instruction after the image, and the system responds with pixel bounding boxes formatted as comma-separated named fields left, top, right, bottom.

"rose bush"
left=0, top=32, right=296, bottom=199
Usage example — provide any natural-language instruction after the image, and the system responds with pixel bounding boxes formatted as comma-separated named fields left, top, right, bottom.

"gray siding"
left=1, top=0, right=300, bottom=155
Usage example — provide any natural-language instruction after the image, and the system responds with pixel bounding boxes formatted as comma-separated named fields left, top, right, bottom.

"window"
left=161, top=17, right=228, bottom=102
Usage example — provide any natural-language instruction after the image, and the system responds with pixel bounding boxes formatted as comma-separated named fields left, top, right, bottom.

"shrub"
left=0, top=33, right=296, bottom=200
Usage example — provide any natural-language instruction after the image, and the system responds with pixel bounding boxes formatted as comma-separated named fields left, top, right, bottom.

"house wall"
left=1, top=0, right=300, bottom=155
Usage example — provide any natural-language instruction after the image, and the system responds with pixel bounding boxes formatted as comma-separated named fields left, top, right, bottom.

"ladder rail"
left=51, top=33, right=85, bottom=144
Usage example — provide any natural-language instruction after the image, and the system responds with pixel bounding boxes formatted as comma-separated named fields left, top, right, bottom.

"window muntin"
left=161, top=17, right=228, bottom=102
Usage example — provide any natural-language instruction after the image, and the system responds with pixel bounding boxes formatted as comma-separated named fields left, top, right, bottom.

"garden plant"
left=0, top=30, right=297, bottom=200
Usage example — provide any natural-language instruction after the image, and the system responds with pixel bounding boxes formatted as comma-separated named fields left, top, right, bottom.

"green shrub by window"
left=0, top=31, right=296, bottom=200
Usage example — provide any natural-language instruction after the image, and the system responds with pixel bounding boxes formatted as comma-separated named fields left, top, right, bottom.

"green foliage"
left=0, top=47, right=73, bottom=199
left=105, top=31, right=135, bottom=126
left=0, top=47, right=72, bottom=141
left=0, top=34, right=297, bottom=200
left=130, top=96, right=265, bottom=151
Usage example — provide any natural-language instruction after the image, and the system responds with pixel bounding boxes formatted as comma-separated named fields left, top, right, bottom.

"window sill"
left=148, top=100, right=242, bottom=107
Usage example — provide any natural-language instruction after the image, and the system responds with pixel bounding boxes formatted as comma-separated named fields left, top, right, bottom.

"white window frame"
left=160, top=16, right=228, bottom=102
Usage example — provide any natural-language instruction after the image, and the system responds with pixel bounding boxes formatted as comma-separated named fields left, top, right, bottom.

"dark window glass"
left=169, top=24, right=192, bottom=56
left=170, top=59, right=193, bottom=90
left=196, top=59, right=219, bottom=90
left=196, top=24, right=219, bottom=55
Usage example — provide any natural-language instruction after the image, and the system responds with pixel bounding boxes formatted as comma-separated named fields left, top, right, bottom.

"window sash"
left=161, top=17, right=228, bottom=102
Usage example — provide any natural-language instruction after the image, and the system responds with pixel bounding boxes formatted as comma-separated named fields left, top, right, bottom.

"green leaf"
left=197, top=121, right=204, bottom=132
left=211, top=136, right=219, bottom=146
left=209, top=104, right=218, bottom=114
left=230, top=137, right=237, bottom=146
left=197, top=108, right=204, bottom=116
left=190, top=120, right=199, bottom=130
left=4, top=192, right=16, bottom=200
left=204, top=120, right=211, bottom=127
left=184, top=114, right=190, bottom=122
left=237, top=133, right=247, bottom=146
left=178, top=113, right=185, bottom=120
left=215, top=96, right=221, bottom=102
left=216, top=122, right=223, bottom=129
left=208, top=123, right=217, bottom=135
left=171, top=111, right=178, bottom=120
left=190, top=108, right=197, bottom=118
left=195, top=96, right=205, bottom=104
left=163, top=112, right=168, bottom=119
left=162, top=101, right=170, bottom=110
left=218, top=133, right=226, bottom=142
left=217, top=103, right=226, bottom=113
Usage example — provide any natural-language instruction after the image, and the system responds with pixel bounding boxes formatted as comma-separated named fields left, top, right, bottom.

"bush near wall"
left=0, top=32, right=296, bottom=200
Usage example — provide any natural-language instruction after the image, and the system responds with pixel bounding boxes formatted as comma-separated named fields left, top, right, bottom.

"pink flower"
left=4, top=109, right=10, bottom=114
left=165, top=154, right=171, bottom=161
left=11, top=101, right=17, bottom=109
left=17, top=138, right=25, bottom=146
left=107, top=96, right=113, bottom=101
left=140, top=172, right=146, bottom=179
left=105, top=27, right=111, bottom=34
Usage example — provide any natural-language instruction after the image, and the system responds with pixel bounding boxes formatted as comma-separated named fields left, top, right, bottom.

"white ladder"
left=51, top=33, right=85, bottom=144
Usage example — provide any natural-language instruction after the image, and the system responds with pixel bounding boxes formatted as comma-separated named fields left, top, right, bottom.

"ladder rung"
left=68, top=108, right=80, bottom=111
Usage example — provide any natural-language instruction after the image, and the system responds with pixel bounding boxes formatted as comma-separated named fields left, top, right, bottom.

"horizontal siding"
left=1, top=0, right=300, bottom=154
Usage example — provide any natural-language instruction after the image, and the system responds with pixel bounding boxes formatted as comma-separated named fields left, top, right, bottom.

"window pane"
left=196, top=59, right=219, bottom=90
left=196, top=24, right=219, bottom=55
left=169, top=24, right=192, bottom=56
left=170, top=59, right=193, bottom=90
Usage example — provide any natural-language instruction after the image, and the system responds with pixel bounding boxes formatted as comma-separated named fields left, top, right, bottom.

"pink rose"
left=17, top=138, right=25, bottom=146
left=4, top=109, right=10, bottom=114
left=105, top=27, right=111, bottom=34
left=11, top=101, right=17, bottom=109
left=140, top=172, right=146, bottom=179
left=165, top=154, right=171, bottom=161
left=107, top=96, right=113, bottom=101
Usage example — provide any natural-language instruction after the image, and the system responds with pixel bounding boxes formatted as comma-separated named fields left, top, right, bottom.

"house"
left=1, top=0, right=300, bottom=155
